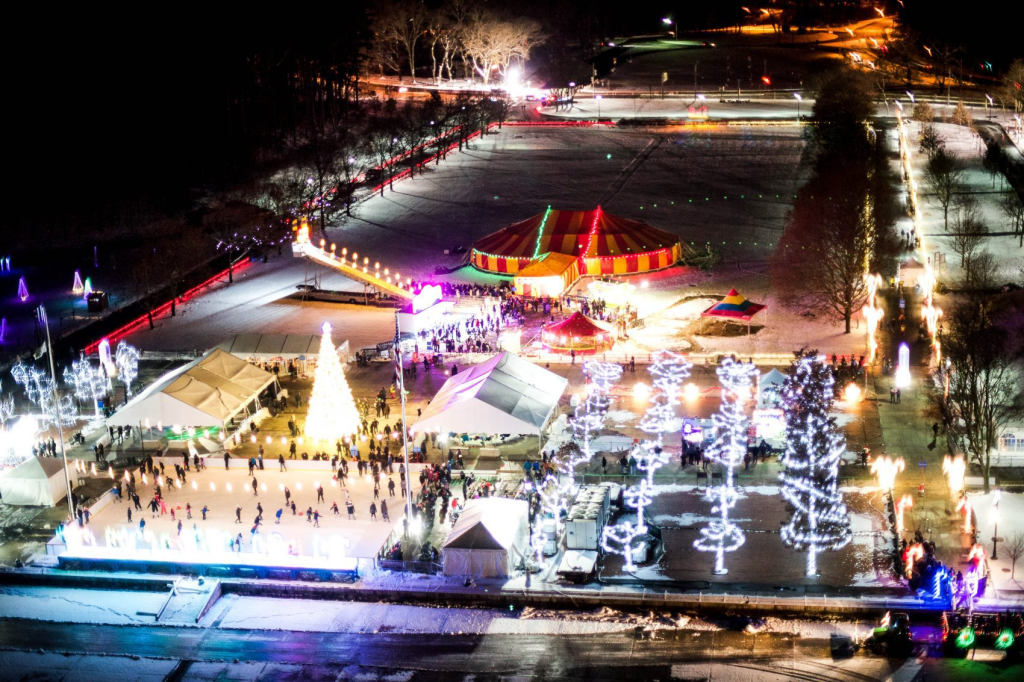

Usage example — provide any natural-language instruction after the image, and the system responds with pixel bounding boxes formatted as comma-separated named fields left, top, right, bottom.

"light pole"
left=662, top=17, right=676, bottom=40
left=793, top=92, right=802, bottom=120
left=393, top=312, right=415, bottom=541
left=985, top=94, right=993, bottom=119
left=524, top=480, right=535, bottom=588
left=992, top=489, right=1002, bottom=560
left=595, top=94, right=602, bottom=120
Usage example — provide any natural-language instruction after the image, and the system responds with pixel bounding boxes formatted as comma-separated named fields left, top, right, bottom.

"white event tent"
left=414, top=352, right=567, bottom=436
left=757, top=368, right=787, bottom=408
left=442, top=498, right=529, bottom=578
left=0, top=457, right=67, bottom=506
left=216, top=333, right=349, bottom=365
left=106, top=349, right=278, bottom=429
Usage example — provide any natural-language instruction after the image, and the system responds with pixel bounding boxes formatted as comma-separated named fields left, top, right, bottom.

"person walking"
left=316, top=485, right=325, bottom=503
left=224, top=452, right=231, bottom=470
left=346, top=501, right=356, bottom=520
left=279, top=454, right=286, bottom=472
left=369, top=502, right=377, bottom=521
left=284, top=486, right=291, bottom=506
left=201, top=505, right=208, bottom=520
left=252, top=477, right=258, bottom=496
left=127, top=507, right=132, bottom=523
left=388, top=478, right=395, bottom=497
left=291, top=501, right=297, bottom=515
left=373, top=483, right=380, bottom=500
left=306, top=506, right=313, bottom=522
left=313, top=509, right=320, bottom=527
left=380, top=500, right=389, bottom=522
left=275, top=508, right=283, bottom=524
left=235, top=506, right=242, bottom=523
left=331, top=501, right=340, bottom=516
left=186, top=503, right=192, bottom=520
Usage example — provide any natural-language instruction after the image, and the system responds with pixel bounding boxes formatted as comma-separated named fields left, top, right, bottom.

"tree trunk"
left=228, top=260, right=234, bottom=283
left=844, top=310, right=852, bottom=334
left=147, top=311, right=154, bottom=330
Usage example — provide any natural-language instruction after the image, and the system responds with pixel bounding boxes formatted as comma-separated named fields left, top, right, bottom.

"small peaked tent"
left=442, top=498, right=529, bottom=578
left=107, top=349, right=277, bottom=429
left=414, top=352, right=567, bottom=436
left=0, top=457, right=67, bottom=506
left=541, top=312, right=615, bottom=355
left=758, top=368, right=787, bottom=408
left=701, top=289, right=766, bottom=320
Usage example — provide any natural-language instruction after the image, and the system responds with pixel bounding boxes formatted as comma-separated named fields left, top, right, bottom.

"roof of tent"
left=0, top=456, right=65, bottom=481
left=473, top=207, right=687, bottom=260
left=515, top=252, right=579, bottom=278
left=107, top=349, right=276, bottom=428
left=701, top=289, right=766, bottom=321
left=414, top=352, right=567, bottom=436
left=216, top=334, right=321, bottom=359
left=443, top=498, right=528, bottom=550
left=759, top=368, right=787, bottom=389
left=543, top=312, right=612, bottom=338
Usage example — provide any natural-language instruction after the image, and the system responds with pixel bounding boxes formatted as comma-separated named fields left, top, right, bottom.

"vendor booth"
left=414, top=352, right=567, bottom=437
left=106, top=349, right=278, bottom=430
left=442, top=497, right=530, bottom=578
left=0, top=456, right=67, bottom=507
left=513, top=252, right=580, bottom=298
left=541, top=312, right=615, bottom=355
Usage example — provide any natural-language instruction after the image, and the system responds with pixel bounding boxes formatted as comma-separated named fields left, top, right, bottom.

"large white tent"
left=0, top=457, right=67, bottom=506
left=414, top=352, right=567, bottom=436
left=216, top=333, right=349, bottom=364
left=442, top=498, right=529, bottom=578
left=107, top=349, right=277, bottom=429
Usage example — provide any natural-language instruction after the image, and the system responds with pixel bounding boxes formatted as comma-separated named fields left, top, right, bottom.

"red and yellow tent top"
left=472, top=206, right=687, bottom=276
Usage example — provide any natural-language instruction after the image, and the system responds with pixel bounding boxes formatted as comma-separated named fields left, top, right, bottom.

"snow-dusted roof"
left=107, top=349, right=276, bottom=428
left=443, top=498, right=528, bottom=550
left=414, top=352, right=567, bottom=436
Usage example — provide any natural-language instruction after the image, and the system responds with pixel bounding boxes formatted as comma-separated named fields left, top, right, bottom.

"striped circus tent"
left=471, top=206, right=688, bottom=277
left=701, top=289, right=766, bottom=321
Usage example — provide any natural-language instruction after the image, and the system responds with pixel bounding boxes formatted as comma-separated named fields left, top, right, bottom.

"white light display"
left=64, top=356, right=107, bottom=418
left=12, top=362, right=75, bottom=428
left=305, top=322, right=360, bottom=442
left=638, top=350, right=692, bottom=443
left=694, top=358, right=759, bottom=574
left=778, top=353, right=852, bottom=576
left=115, top=341, right=140, bottom=396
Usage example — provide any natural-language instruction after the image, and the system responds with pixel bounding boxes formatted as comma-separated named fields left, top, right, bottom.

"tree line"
left=772, top=68, right=901, bottom=334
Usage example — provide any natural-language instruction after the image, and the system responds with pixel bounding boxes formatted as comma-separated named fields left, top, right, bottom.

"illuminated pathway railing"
left=295, top=239, right=415, bottom=300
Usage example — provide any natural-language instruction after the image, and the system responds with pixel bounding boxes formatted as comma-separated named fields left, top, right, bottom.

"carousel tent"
left=442, top=498, right=529, bottom=578
left=106, top=349, right=277, bottom=429
left=217, top=334, right=349, bottom=364
left=414, top=352, right=567, bottom=436
left=757, top=368, right=787, bottom=408
left=0, top=457, right=67, bottom=506
left=541, top=312, right=615, bottom=354
left=473, top=206, right=689, bottom=277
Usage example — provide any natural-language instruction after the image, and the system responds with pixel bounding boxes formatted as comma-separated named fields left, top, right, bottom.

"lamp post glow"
left=793, top=92, right=802, bottom=119
left=662, top=17, right=677, bottom=39
left=595, top=94, right=602, bottom=120
left=871, top=456, right=905, bottom=493
left=895, top=343, right=911, bottom=388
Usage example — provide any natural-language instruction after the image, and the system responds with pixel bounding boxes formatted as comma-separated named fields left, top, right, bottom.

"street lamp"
left=992, top=488, right=1002, bottom=559
left=985, top=94, right=993, bottom=118
left=906, top=91, right=915, bottom=104
left=523, top=480, right=536, bottom=588
left=662, top=17, right=677, bottom=39
left=595, top=94, right=602, bottom=120
left=793, top=92, right=802, bottom=119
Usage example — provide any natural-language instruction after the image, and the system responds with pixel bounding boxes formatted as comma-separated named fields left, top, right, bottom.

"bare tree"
left=926, top=148, right=965, bottom=230
left=1002, top=188, right=1024, bottom=248
left=462, top=11, right=544, bottom=84
left=919, top=123, right=941, bottom=155
left=1007, top=530, right=1024, bottom=580
left=911, top=101, right=934, bottom=124
left=983, top=143, right=1004, bottom=189
left=938, top=294, right=1024, bottom=494
left=1000, top=59, right=1024, bottom=115
left=376, top=0, right=429, bottom=82
left=947, top=194, right=987, bottom=269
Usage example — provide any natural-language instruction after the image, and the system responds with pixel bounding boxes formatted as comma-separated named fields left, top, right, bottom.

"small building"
left=513, top=252, right=580, bottom=298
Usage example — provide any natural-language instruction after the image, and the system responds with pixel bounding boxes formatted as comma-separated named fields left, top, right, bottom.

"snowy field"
left=603, top=483, right=897, bottom=588
left=120, top=125, right=806, bottom=356
left=63, top=460, right=426, bottom=566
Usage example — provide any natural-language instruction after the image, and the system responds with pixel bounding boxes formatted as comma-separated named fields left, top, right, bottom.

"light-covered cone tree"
left=305, top=322, right=360, bottom=443
left=694, top=357, right=759, bottom=574
left=779, top=351, right=852, bottom=576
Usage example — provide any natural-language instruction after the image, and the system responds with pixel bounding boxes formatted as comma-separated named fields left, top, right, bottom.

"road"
left=0, top=619, right=888, bottom=679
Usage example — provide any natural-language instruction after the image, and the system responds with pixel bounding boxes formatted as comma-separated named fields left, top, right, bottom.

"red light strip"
left=83, top=258, right=255, bottom=354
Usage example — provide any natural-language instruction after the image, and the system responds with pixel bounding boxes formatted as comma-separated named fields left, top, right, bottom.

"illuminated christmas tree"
left=694, top=357, right=759, bottom=574
left=305, top=322, right=360, bottom=443
left=779, top=351, right=851, bottom=576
